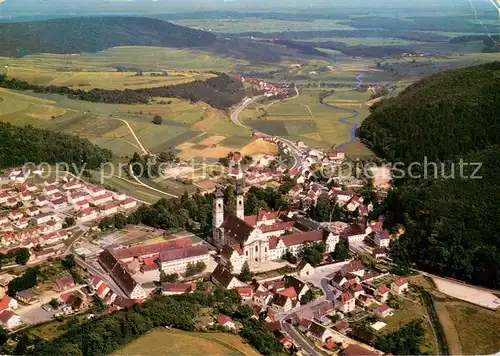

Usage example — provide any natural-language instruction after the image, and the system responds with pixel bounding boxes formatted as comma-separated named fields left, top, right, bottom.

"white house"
left=272, top=294, right=293, bottom=313
left=334, top=292, right=356, bottom=313
left=391, top=278, right=409, bottom=295
left=374, top=231, right=391, bottom=247
left=0, top=310, right=22, bottom=329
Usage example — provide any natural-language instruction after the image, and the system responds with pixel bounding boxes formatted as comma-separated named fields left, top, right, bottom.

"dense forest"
left=0, top=17, right=215, bottom=57
left=0, top=73, right=244, bottom=109
left=360, top=62, right=500, bottom=164
left=0, top=122, right=112, bottom=170
left=140, top=74, right=245, bottom=110
left=360, top=62, right=500, bottom=288
left=449, top=34, right=500, bottom=53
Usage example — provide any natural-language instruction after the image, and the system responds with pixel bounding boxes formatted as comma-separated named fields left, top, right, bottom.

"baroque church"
left=212, top=186, right=339, bottom=273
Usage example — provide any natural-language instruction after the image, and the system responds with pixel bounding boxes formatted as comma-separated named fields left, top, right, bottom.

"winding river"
left=318, top=73, right=363, bottom=150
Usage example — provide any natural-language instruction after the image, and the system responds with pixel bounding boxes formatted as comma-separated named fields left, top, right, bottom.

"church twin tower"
left=212, top=185, right=244, bottom=232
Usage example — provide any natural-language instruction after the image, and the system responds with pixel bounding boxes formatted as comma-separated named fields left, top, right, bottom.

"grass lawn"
left=115, top=328, right=259, bottom=356
left=4, top=66, right=214, bottom=90
left=379, top=298, right=438, bottom=355
left=442, top=301, right=500, bottom=355
left=0, top=47, right=242, bottom=72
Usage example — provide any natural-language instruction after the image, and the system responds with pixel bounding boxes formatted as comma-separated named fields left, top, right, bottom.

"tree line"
left=361, top=62, right=500, bottom=288
left=0, top=73, right=245, bottom=109
left=0, top=122, right=112, bottom=170
left=29, top=284, right=284, bottom=356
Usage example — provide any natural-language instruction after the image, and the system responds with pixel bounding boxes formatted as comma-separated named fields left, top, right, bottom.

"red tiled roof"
left=161, top=283, right=196, bottom=293
left=337, top=292, right=354, bottom=304
left=60, top=291, right=73, bottom=303
left=280, top=230, right=323, bottom=247
left=96, top=283, right=109, bottom=297
left=235, top=286, right=253, bottom=297
left=377, top=304, right=391, bottom=313
left=218, top=315, right=233, bottom=325
left=278, top=287, right=297, bottom=299
left=113, top=238, right=192, bottom=260
left=259, top=221, right=294, bottom=233
left=377, top=284, right=389, bottom=294
left=0, top=310, right=15, bottom=323
left=0, top=296, right=12, bottom=311
left=55, top=275, right=75, bottom=290
left=393, top=278, right=407, bottom=287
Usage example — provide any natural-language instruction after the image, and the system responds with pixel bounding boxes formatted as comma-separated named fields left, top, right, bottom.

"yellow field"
left=241, top=139, right=278, bottom=155
left=115, top=329, right=259, bottom=356
left=439, top=301, right=500, bottom=355
left=5, top=66, right=213, bottom=91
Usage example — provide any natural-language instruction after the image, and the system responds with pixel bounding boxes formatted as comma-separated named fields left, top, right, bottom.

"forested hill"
left=360, top=62, right=500, bottom=165
left=0, top=17, right=216, bottom=57
left=359, top=62, right=500, bottom=288
left=0, top=122, right=112, bottom=170
left=0, top=73, right=244, bottom=110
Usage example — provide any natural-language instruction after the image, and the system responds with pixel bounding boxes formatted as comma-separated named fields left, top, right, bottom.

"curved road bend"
left=230, top=93, right=303, bottom=172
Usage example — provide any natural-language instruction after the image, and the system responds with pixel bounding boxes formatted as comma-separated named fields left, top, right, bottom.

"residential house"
left=234, top=286, right=253, bottom=300
left=0, top=310, right=22, bottom=329
left=218, top=315, right=236, bottom=330
left=372, top=247, right=388, bottom=259
left=283, top=275, right=310, bottom=300
left=78, top=207, right=99, bottom=222
left=114, top=192, right=127, bottom=201
left=92, top=192, right=114, bottom=206
left=375, top=284, right=390, bottom=303
left=375, top=304, right=392, bottom=318
left=15, top=290, right=38, bottom=304
left=0, top=296, right=18, bottom=312
left=211, top=265, right=243, bottom=290
left=8, top=210, right=24, bottom=221
left=121, top=198, right=137, bottom=210
left=391, top=278, right=409, bottom=295
left=161, top=283, right=196, bottom=296
left=32, top=212, right=56, bottom=225
left=50, top=198, right=68, bottom=210
left=374, top=231, right=391, bottom=248
left=335, top=292, right=356, bottom=313
left=101, top=202, right=120, bottom=216
left=253, top=291, right=273, bottom=307
left=297, top=260, right=315, bottom=277
left=88, top=185, right=106, bottom=197
left=307, top=322, right=334, bottom=343
left=341, top=260, right=365, bottom=277
left=272, top=294, right=293, bottom=313
left=54, top=275, right=76, bottom=291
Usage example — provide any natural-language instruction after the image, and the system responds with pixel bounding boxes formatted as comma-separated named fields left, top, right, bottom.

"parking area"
left=432, top=276, right=500, bottom=310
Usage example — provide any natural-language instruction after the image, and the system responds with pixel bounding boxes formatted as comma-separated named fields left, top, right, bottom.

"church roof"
left=220, top=213, right=254, bottom=244
left=214, top=186, right=224, bottom=198
left=244, top=209, right=283, bottom=226
left=235, top=185, right=244, bottom=195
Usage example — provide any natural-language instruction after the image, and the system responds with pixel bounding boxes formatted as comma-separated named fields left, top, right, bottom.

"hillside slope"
left=360, top=62, right=500, bottom=288
left=360, top=62, right=500, bottom=164
left=0, top=17, right=216, bottom=57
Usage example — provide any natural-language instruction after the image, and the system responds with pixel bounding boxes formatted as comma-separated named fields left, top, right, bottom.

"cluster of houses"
left=235, top=75, right=293, bottom=98
left=0, top=172, right=137, bottom=250
left=326, top=260, right=409, bottom=317
left=211, top=263, right=313, bottom=317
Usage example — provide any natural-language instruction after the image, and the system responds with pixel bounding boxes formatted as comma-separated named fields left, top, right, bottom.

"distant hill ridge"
left=0, top=17, right=216, bottom=57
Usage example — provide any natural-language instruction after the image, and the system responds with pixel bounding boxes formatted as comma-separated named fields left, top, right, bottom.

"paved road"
left=75, top=256, right=127, bottom=298
left=282, top=321, right=321, bottom=356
